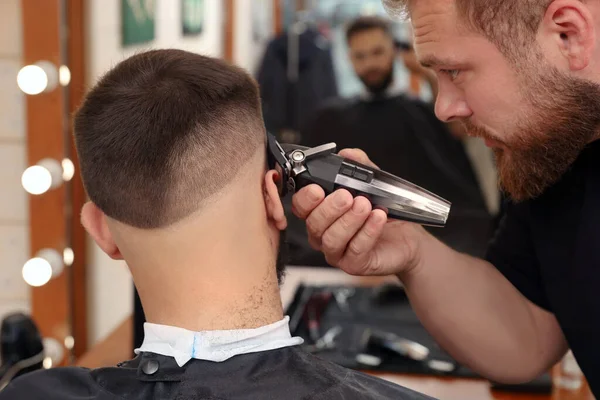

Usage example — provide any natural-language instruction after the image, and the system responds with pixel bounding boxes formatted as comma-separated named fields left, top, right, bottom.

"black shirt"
left=0, top=348, right=436, bottom=399
left=486, top=139, right=600, bottom=396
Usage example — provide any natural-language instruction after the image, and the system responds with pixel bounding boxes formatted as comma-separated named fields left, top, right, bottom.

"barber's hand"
left=292, top=148, right=425, bottom=277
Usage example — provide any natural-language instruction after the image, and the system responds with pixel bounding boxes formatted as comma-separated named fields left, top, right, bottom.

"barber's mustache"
left=462, top=120, right=505, bottom=144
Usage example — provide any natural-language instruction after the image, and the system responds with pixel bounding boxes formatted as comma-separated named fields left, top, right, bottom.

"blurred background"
left=5, top=1, right=586, bottom=399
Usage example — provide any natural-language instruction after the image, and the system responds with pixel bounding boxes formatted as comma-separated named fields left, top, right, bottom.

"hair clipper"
left=267, top=133, right=451, bottom=227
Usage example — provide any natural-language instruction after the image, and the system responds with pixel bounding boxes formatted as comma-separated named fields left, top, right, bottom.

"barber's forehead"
left=411, top=0, right=459, bottom=42
left=405, top=0, right=455, bottom=13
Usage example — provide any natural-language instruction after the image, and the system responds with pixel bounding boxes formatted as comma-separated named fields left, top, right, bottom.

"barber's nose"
left=434, top=88, right=472, bottom=123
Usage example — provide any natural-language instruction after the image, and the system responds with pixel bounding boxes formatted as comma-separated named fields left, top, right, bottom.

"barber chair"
left=0, top=312, right=44, bottom=391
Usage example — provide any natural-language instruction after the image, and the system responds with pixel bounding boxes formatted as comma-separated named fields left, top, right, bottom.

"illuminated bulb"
left=21, top=165, right=52, bottom=195
left=42, top=337, right=64, bottom=368
left=64, top=336, right=75, bottom=350
left=22, top=249, right=64, bottom=287
left=22, top=258, right=52, bottom=287
left=59, top=65, right=71, bottom=86
left=63, top=247, right=74, bottom=266
left=61, top=158, right=75, bottom=181
left=21, top=158, right=64, bottom=195
left=43, top=357, right=53, bottom=369
left=17, top=65, right=47, bottom=95
left=16, top=61, right=58, bottom=95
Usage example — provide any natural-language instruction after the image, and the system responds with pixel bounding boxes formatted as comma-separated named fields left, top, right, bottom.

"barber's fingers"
left=291, top=185, right=325, bottom=219
left=338, top=209, right=387, bottom=275
left=321, top=196, right=372, bottom=265
left=338, top=148, right=379, bottom=169
left=304, top=189, right=354, bottom=246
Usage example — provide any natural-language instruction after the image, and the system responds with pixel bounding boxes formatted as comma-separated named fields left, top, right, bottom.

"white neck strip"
left=135, top=316, right=304, bottom=367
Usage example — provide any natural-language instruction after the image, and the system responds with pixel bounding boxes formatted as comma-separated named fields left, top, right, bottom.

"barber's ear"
left=81, top=202, right=123, bottom=260
left=541, top=0, right=595, bottom=71
left=264, top=170, right=287, bottom=231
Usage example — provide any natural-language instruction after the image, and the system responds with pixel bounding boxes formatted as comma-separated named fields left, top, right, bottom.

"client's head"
left=74, top=49, right=288, bottom=329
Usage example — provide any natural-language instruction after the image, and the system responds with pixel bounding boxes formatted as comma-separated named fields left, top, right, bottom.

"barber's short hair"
left=345, top=15, right=393, bottom=43
left=74, top=49, right=265, bottom=229
left=383, top=0, right=554, bottom=59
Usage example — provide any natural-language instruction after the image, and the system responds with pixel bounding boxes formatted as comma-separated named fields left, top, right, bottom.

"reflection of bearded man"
left=463, top=57, right=600, bottom=201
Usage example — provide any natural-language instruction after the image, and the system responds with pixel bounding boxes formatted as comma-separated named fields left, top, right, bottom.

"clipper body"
left=267, top=133, right=451, bottom=227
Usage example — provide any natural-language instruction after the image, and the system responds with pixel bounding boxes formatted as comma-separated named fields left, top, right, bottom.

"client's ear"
left=264, top=170, right=287, bottom=231
left=81, top=202, right=123, bottom=260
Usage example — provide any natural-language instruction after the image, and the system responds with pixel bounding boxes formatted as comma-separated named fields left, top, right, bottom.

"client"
left=0, top=49, right=434, bottom=399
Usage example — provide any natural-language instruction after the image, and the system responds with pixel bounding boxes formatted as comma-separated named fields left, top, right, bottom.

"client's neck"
left=125, top=201, right=284, bottom=332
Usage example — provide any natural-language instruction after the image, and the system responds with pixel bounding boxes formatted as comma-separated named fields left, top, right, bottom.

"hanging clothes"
left=256, top=27, right=338, bottom=139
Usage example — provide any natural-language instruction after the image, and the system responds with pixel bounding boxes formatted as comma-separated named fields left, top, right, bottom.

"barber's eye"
left=441, top=69, right=460, bottom=81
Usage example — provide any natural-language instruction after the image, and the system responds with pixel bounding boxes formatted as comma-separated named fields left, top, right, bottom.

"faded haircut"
left=74, top=49, right=266, bottom=229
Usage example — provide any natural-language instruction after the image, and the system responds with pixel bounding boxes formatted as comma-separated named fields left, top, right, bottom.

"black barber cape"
left=486, top=139, right=600, bottom=397
left=0, top=347, right=436, bottom=399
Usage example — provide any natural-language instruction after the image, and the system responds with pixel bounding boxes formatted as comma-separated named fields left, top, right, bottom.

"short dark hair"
left=345, top=15, right=393, bottom=43
left=74, top=49, right=265, bottom=229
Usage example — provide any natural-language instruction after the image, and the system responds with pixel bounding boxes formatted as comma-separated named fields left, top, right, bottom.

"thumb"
left=338, top=148, right=379, bottom=169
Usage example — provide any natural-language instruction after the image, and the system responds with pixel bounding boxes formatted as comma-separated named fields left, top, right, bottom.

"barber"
left=291, top=0, right=600, bottom=396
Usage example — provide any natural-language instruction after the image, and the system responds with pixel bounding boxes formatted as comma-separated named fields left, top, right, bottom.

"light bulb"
left=63, top=247, right=74, bottom=266
left=63, top=247, right=75, bottom=267
left=43, top=357, right=53, bottom=369
left=16, top=61, right=58, bottom=95
left=61, top=158, right=75, bottom=181
left=22, top=257, right=53, bottom=287
left=21, top=165, right=52, bottom=195
left=59, top=65, right=71, bottom=86
left=64, top=336, right=75, bottom=350
left=42, top=337, right=64, bottom=368
left=22, top=158, right=64, bottom=195
left=22, top=249, right=64, bottom=287
left=17, top=65, right=48, bottom=95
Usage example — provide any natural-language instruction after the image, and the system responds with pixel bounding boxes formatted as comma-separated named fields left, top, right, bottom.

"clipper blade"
left=335, top=167, right=451, bottom=227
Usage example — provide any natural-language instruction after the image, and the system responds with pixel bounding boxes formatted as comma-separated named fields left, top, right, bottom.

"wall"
left=0, top=0, right=30, bottom=322
left=85, top=0, right=225, bottom=346
left=233, top=0, right=273, bottom=75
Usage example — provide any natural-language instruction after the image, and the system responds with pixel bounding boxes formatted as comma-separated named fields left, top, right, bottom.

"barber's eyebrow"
left=419, top=55, right=459, bottom=69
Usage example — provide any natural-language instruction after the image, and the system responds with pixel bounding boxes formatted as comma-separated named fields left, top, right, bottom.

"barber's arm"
left=291, top=149, right=567, bottom=384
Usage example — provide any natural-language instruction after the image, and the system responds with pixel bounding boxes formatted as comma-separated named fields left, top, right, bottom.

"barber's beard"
left=463, top=65, right=600, bottom=202
left=360, top=66, right=394, bottom=96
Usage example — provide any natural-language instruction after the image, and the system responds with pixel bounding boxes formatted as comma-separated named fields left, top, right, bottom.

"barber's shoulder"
left=1, top=367, right=103, bottom=399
